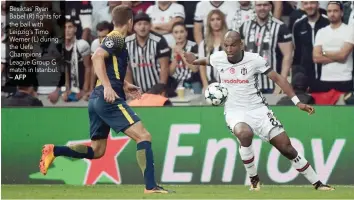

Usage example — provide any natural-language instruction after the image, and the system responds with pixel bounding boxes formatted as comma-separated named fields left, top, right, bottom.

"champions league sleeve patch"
left=104, top=39, right=114, bottom=49
left=102, top=33, right=125, bottom=51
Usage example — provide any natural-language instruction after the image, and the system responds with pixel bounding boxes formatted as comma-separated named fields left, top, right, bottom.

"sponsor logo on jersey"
left=223, top=79, right=249, bottom=84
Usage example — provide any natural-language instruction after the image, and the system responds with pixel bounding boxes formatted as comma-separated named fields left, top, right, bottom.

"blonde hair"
left=205, top=9, right=228, bottom=56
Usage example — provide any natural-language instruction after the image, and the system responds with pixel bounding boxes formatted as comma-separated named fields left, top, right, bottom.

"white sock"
left=239, top=145, right=257, bottom=177
left=292, top=154, right=319, bottom=184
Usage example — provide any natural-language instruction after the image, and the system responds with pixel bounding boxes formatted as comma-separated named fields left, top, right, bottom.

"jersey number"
left=268, top=111, right=283, bottom=128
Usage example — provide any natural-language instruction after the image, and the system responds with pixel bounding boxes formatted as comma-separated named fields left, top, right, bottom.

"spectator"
left=1, top=1, right=7, bottom=42
left=230, top=1, right=255, bottom=32
left=5, top=25, right=39, bottom=96
left=146, top=1, right=185, bottom=47
left=177, top=1, right=198, bottom=42
left=276, top=73, right=315, bottom=105
left=62, top=19, right=91, bottom=102
left=346, top=2, right=354, bottom=85
left=1, top=1, right=7, bottom=96
left=2, top=86, right=43, bottom=107
left=292, top=1, right=329, bottom=89
left=289, top=1, right=327, bottom=31
left=193, top=1, right=238, bottom=45
left=313, top=1, right=354, bottom=104
left=91, top=21, right=113, bottom=55
left=129, top=83, right=172, bottom=107
left=240, top=1, right=293, bottom=94
left=91, top=1, right=120, bottom=38
left=90, top=21, right=113, bottom=98
left=65, top=1, right=92, bottom=41
left=33, top=2, right=64, bottom=96
left=296, top=1, right=329, bottom=11
left=341, top=1, right=352, bottom=25
left=349, top=2, right=354, bottom=26
left=199, top=9, right=228, bottom=91
left=125, top=13, right=171, bottom=93
left=121, top=1, right=153, bottom=16
left=169, top=22, right=201, bottom=94
left=271, top=1, right=283, bottom=20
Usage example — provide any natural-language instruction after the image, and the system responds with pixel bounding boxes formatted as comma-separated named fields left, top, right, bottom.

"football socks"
left=292, top=154, right=319, bottom=184
left=53, top=145, right=94, bottom=159
left=137, top=141, right=157, bottom=190
left=239, top=144, right=258, bottom=177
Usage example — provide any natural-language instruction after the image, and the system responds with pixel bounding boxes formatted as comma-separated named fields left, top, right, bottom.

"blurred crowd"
left=1, top=1, right=354, bottom=107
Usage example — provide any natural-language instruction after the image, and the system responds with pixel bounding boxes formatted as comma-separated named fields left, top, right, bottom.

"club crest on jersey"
left=241, top=67, right=247, bottom=75
left=265, top=61, right=270, bottom=67
left=105, top=40, right=114, bottom=48
left=229, top=68, right=235, bottom=74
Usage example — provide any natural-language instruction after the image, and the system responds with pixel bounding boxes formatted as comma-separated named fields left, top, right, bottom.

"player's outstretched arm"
left=183, top=52, right=209, bottom=66
left=267, top=70, right=315, bottom=115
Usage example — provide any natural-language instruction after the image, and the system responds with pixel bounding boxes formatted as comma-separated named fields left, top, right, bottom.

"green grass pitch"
left=2, top=185, right=354, bottom=199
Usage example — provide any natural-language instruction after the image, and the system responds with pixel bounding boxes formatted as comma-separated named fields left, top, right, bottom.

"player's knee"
left=234, top=129, right=253, bottom=141
left=92, top=145, right=106, bottom=159
left=136, top=129, right=152, bottom=143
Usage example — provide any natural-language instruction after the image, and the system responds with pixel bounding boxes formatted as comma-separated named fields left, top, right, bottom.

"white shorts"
left=224, top=106, right=285, bottom=142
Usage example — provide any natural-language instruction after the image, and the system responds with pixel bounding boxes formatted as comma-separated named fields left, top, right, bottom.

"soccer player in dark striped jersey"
left=39, top=5, right=174, bottom=194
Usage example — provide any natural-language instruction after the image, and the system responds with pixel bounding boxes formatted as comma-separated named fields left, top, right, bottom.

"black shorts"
left=88, top=96, right=140, bottom=140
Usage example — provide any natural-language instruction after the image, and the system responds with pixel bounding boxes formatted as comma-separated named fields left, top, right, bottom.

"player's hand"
left=297, top=103, right=315, bottom=115
left=183, top=52, right=197, bottom=65
left=124, top=83, right=142, bottom=100
left=104, top=87, right=119, bottom=103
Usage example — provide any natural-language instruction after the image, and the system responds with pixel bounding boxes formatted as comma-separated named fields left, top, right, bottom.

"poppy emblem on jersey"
left=241, top=67, right=247, bottom=75
left=229, top=68, right=235, bottom=74
left=105, top=40, right=114, bottom=48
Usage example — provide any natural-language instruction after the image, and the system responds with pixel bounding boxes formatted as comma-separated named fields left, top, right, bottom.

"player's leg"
left=98, top=99, right=173, bottom=193
left=123, top=122, right=173, bottom=193
left=269, top=131, right=335, bottom=191
left=39, top=98, right=109, bottom=175
left=233, top=122, right=260, bottom=191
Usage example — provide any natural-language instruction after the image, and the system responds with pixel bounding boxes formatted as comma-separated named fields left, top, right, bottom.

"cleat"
left=314, top=181, right=335, bottom=191
left=39, top=144, right=55, bottom=175
left=144, top=186, right=175, bottom=194
left=249, top=175, right=261, bottom=191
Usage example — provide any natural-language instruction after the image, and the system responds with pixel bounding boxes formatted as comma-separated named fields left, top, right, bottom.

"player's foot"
left=144, top=186, right=175, bottom=194
left=249, top=175, right=261, bottom=191
left=39, top=144, right=55, bottom=175
left=313, top=181, right=335, bottom=191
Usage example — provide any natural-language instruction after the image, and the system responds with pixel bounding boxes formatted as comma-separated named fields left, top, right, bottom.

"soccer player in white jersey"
left=183, top=31, right=334, bottom=191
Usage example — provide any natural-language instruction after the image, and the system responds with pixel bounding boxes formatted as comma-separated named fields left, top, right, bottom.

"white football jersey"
left=209, top=51, right=271, bottom=111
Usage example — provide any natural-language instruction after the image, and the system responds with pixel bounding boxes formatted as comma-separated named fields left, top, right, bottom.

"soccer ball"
left=204, top=82, right=228, bottom=106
